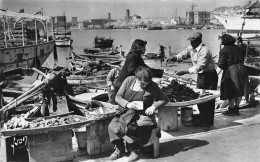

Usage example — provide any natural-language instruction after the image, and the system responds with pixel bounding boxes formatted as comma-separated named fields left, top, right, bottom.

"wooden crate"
left=27, top=130, right=73, bottom=162
left=0, top=135, right=28, bottom=162
left=74, top=116, right=114, bottom=155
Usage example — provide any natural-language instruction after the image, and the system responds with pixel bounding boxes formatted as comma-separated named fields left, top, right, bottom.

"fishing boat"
left=54, top=35, right=73, bottom=47
left=147, top=26, right=163, bottom=30
left=64, top=84, right=110, bottom=116
left=0, top=9, right=55, bottom=72
left=0, top=67, right=56, bottom=123
left=94, top=36, right=113, bottom=48
left=54, top=27, right=71, bottom=36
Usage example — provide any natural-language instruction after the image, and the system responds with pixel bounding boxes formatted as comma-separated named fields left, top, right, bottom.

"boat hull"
left=214, top=15, right=260, bottom=34
left=55, top=39, right=73, bottom=47
left=0, top=41, right=55, bottom=72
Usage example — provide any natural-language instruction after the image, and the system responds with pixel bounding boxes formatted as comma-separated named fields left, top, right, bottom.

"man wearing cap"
left=166, top=32, right=218, bottom=127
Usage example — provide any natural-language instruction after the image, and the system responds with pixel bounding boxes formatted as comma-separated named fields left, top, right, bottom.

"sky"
left=0, top=0, right=250, bottom=21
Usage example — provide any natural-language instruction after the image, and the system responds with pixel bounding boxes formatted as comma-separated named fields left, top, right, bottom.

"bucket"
left=181, top=107, right=193, bottom=125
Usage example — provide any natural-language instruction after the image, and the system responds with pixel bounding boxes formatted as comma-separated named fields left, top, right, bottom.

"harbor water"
left=43, top=29, right=225, bottom=68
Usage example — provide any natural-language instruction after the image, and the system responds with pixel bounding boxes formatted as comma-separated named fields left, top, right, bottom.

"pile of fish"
left=161, top=80, right=199, bottom=102
left=3, top=115, right=84, bottom=130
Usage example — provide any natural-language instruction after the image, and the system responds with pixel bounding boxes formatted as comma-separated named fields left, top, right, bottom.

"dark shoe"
left=222, top=108, right=236, bottom=116
left=109, top=147, right=125, bottom=161
left=128, top=150, right=143, bottom=162
left=233, top=106, right=240, bottom=115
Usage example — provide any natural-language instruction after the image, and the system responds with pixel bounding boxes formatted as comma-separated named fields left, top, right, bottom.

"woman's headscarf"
left=129, top=39, right=147, bottom=53
left=220, top=34, right=236, bottom=45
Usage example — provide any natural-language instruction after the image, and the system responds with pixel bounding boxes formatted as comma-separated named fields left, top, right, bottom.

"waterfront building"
left=125, top=9, right=130, bottom=23
left=194, top=11, right=211, bottom=24
left=77, top=18, right=116, bottom=29
left=71, top=17, right=78, bottom=28
left=186, top=11, right=194, bottom=25
left=54, top=16, right=66, bottom=28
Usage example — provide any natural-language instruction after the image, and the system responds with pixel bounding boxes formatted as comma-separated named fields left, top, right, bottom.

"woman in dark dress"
left=111, top=39, right=164, bottom=104
left=108, top=66, right=169, bottom=161
left=218, top=34, right=249, bottom=116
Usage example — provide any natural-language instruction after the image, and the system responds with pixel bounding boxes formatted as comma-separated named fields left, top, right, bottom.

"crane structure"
left=191, top=4, right=198, bottom=12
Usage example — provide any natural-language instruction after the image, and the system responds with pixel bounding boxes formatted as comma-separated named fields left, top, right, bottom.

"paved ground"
left=73, top=104, right=260, bottom=162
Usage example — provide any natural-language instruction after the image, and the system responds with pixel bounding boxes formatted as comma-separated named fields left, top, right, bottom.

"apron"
left=108, top=79, right=154, bottom=144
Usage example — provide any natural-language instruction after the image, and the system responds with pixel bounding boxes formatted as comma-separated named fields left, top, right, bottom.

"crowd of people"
left=104, top=32, right=251, bottom=161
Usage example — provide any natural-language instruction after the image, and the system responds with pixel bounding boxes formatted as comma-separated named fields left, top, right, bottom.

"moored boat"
left=0, top=9, right=55, bottom=72
left=94, top=36, right=113, bottom=48
left=55, top=35, right=73, bottom=47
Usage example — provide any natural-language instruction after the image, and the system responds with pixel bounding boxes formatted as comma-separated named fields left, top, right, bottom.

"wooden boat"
left=0, top=9, right=55, bottom=72
left=54, top=27, right=71, bottom=36
left=64, top=84, right=112, bottom=116
left=0, top=67, right=67, bottom=123
left=94, top=36, right=113, bottom=48
left=55, top=35, right=73, bottom=47
left=83, top=47, right=119, bottom=55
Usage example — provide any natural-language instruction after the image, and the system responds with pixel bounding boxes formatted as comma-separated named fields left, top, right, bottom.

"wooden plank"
left=66, top=74, right=107, bottom=80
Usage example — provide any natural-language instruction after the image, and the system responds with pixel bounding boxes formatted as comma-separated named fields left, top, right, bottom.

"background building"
left=194, top=11, right=211, bottom=24
left=71, top=17, right=78, bottom=28
left=125, top=9, right=130, bottom=23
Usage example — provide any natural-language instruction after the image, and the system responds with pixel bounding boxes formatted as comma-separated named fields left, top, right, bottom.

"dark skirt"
left=220, top=63, right=249, bottom=100
left=197, top=69, right=218, bottom=90
left=108, top=116, right=155, bottom=145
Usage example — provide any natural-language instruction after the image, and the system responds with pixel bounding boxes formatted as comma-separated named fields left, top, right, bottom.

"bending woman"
left=108, top=66, right=169, bottom=161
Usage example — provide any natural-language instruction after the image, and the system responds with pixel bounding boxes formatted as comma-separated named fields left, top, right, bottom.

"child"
left=106, top=61, right=124, bottom=103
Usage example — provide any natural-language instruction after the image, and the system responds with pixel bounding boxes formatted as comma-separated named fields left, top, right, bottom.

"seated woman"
left=108, top=66, right=169, bottom=161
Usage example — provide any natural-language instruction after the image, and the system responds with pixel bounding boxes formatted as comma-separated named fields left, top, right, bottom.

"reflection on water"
left=42, top=29, right=225, bottom=68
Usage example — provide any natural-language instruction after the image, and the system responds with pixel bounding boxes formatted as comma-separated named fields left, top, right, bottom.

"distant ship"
left=214, top=14, right=260, bottom=34
left=162, top=24, right=203, bottom=30
left=161, top=18, right=203, bottom=30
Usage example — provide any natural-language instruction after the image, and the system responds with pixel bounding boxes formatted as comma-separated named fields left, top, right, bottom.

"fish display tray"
left=165, top=93, right=220, bottom=107
left=0, top=112, right=97, bottom=136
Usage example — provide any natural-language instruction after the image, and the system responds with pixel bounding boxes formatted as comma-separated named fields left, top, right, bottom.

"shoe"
left=128, top=150, right=143, bottom=162
left=222, top=109, right=236, bottom=116
left=233, top=106, right=240, bottom=115
left=109, top=147, right=125, bottom=161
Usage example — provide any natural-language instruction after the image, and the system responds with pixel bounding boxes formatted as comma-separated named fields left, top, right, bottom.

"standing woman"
left=218, top=34, right=249, bottom=115
left=111, top=39, right=164, bottom=104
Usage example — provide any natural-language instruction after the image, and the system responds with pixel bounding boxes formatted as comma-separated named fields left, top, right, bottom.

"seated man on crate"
left=166, top=32, right=218, bottom=127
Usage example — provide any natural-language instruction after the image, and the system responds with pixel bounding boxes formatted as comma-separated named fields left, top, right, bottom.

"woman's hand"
left=145, top=105, right=156, bottom=115
left=126, top=101, right=143, bottom=110
left=126, top=102, right=135, bottom=109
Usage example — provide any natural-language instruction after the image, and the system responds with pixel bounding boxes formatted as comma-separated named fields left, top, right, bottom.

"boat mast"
left=35, top=19, right=38, bottom=44
left=3, top=16, right=7, bottom=48
left=22, top=19, right=25, bottom=46
left=63, top=11, right=66, bottom=37
left=7, top=17, right=10, bottom=39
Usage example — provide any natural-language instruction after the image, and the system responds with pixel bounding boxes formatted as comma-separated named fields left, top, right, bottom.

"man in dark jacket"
left=111, top=39, right=164, bottom=104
